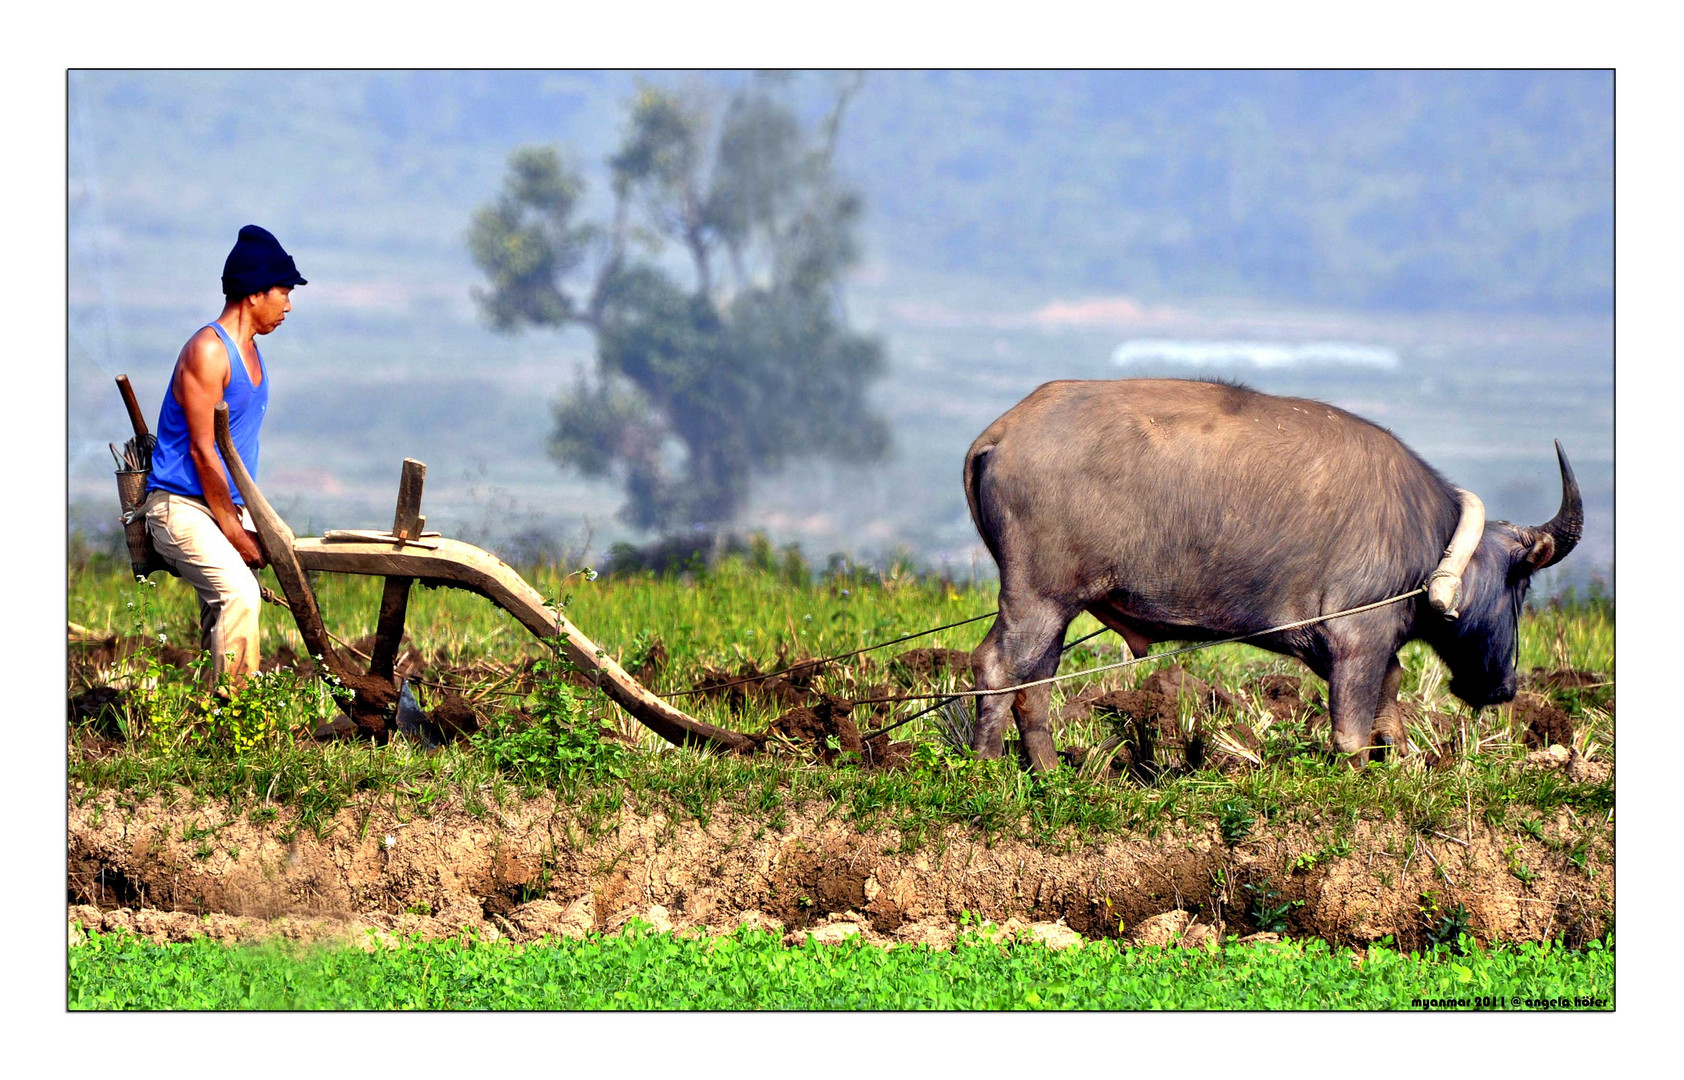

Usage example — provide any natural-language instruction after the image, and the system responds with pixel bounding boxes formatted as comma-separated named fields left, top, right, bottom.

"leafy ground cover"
left=67, top=550, right=1614, bottom=996
left=68, top=551, right=1615, bottom=855
left=67, top=922, right=1613, bottom=1011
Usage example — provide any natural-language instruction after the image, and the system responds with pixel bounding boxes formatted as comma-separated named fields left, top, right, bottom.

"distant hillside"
left=67, top=70, right=1614, bottom=584
left=71, top=70, right=1611, bottom=314
left=832, top=70, right=1612, bottom=312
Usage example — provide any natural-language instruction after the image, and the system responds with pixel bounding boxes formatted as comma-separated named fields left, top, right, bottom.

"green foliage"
left=473, top=651, right=628, bottom=788
left=1245, top=878, right=1304, bottom=934
left=469, top=73, right=889, bottom=532
left=69, top=925, right=1614, bottom=1011
left=466, top=146, right=597, bottom=330
left=1291, top=837, right=1352, bottom=874
left=1421, top=893, right=1477, bottom=954
left=69, top=560, right=1616, bottom=858
left=106, top=578, right=350, bottom=755
left=1216, top=798, right=1257, bottom=844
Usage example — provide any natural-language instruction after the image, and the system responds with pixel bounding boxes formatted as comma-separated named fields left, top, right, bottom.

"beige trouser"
left=143, top=490, right=261, bottom=682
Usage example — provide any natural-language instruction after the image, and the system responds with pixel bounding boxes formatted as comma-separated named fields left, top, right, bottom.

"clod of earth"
left=692, top=659, right=820, bottom=715
left=888, top=648, right=973, bottom=682
left=1523, top=667, right=1608, bottom=692
left=1512, top=692, right=1576, bottom=750
left=768, top=697, right=863, bottom=764
left=1056, top=666, right=1277, bottom=779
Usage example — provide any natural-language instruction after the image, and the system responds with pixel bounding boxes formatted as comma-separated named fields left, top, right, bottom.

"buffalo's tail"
left=963, top=437, right=1003, bottom=565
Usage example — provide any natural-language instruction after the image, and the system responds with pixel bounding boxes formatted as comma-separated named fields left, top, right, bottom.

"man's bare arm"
left=174, top=329, right=267, bottom=568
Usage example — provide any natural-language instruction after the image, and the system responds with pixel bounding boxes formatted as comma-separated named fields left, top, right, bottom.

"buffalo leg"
left=1013, top=681, right=1060, bottom=774
left=1369, top=655, right=1407, bottom=760
left=1326, top=653, right=1389, bottom=760
left=971, top=597, right=1069, bottom=772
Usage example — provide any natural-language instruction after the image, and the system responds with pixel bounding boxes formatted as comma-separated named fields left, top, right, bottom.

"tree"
left=468, top=74, right=889, bottom=534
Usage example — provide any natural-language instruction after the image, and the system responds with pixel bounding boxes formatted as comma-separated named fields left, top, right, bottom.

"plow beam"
left=293, top=536, right=755, bottom=751
left=213, top=402, right=751, bottom=751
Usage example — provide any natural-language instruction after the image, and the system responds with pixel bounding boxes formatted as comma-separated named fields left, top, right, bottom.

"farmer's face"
left=251, top=286, right=293, bottom=334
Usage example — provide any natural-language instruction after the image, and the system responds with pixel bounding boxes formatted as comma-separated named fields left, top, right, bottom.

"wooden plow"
left=197, top=399, right=754, bottom=752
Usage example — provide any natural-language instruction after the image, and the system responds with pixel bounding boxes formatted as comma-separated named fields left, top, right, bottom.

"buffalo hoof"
left=1021, top=731, right=1060, bottom=775
left=1327, top=747, right=1370, bottom=770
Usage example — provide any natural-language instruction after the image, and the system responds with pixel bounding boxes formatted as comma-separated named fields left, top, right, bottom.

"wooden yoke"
left=213, top=403, right=399, bottom=735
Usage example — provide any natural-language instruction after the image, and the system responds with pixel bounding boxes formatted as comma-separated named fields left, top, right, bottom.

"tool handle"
left=115, top=375, right=149, bottom=439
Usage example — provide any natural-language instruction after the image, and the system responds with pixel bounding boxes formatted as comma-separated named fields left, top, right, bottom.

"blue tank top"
left=146, top=323, right=269, bottom=505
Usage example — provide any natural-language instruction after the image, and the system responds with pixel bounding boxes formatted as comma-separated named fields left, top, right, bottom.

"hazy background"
left=67, top=70, right=1613, bottom=590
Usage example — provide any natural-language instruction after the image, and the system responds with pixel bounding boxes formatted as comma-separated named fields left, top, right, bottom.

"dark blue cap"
left=221, top=224, right=307, bottom=298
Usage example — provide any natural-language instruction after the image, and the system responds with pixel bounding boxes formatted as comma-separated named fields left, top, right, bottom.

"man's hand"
left=234, top=528, right=267, bottom=570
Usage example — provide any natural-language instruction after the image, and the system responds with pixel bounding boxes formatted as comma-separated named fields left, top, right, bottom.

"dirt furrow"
left=68, top=790, right=1612, bottom=952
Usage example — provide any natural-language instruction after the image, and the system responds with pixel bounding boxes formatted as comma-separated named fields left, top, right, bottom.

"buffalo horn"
left=1532, top=439, right=1583, bottom=570
left=1427, top=488, right=1486, bottom=617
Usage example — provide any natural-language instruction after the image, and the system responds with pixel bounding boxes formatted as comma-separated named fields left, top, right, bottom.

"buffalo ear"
left=1519, top=530, right=1556, bottom=572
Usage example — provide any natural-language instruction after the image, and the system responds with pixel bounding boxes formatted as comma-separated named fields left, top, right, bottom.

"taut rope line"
left=856, top=587, right=1427, bottom=740
left=658, top=609, right=1000, bottom=698
left=263, top=580, right=1429, bottom=741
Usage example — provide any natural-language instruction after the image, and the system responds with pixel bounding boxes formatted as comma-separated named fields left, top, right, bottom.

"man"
left=143, top=224, right=306, bottom=687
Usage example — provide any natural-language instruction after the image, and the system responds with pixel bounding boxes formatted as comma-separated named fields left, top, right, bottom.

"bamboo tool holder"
left=212, top=402, right=755, bottom=750
left=113, top=375, right=175, bottom=579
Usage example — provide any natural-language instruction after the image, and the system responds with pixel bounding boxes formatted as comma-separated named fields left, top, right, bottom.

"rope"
left=261, top=579, right=1427, bottom=742
left=860, top=626, right=1109, bottom=740
left=659, top=609, right=999, bottom=698
left=261, top=584, right=377, bottom=667
left=856, top=587, right=1427, bottom=740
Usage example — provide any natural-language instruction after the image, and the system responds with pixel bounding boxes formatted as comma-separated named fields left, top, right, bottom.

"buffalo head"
left=1431, top=441, right=1583, bottom=707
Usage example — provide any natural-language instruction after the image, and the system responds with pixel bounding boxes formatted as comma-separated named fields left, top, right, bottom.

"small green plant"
left=621, top=629, right=663, bottom=676
left=1504, top=845, right=1538, bottom=885
left=207, top=666, right=349, bottom=754
left=1420, top=893, right=1476, bottom=954
left=1217, top=798, right=1257, bottom=844
left=472, top=650, right=628, bottom=787
left=1244, top=878, right=1303, bottom=934
left=1291, top=837, right=1353, bottom=874
left=113, top=579, right=196, bottom=751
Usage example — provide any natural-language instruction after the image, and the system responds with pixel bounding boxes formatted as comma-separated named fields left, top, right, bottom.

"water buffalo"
left=963, top=378, right=1582, bottom=772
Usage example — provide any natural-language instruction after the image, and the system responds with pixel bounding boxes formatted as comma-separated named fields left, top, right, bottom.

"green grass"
left=67, top=923, right=1613, bottom=1010
left=67, top=554, right=1615, bottom=855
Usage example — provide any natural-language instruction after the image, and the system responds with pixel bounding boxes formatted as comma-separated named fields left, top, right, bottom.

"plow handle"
left=115, top=375, right=150, bottom=440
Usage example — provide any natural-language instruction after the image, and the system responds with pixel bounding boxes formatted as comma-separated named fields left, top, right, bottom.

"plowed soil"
left=68, top=638, right=1613, bottom=951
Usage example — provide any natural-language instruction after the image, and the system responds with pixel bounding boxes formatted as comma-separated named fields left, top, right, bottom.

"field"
left=66, top=545, right=1615, bottom=1008
left=69, top=923, right=1611, bottom=1010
